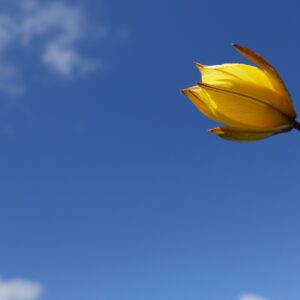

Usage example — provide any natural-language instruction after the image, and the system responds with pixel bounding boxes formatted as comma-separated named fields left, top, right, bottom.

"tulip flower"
left=182, top=44, right=300, bottom=141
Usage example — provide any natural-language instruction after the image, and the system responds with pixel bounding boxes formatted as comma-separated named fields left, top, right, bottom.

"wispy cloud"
left=0, top=278, right=43, bottom=300
left=239, top=294, right=269, bottom=300
left=0, top=0, right=106, bottom=95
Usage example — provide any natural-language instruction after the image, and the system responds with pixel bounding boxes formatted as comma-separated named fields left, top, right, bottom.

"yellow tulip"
left=182, top=44, right=300, bottom=142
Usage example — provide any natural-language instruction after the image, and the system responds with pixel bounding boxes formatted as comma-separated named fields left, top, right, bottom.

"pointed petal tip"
left=181, top=88, right=189, bottom=95
left=232, top=43, right=244, bottom=51
left=193, top=61, right=204, bottom=68
left=208, top=127, right=224, bottom=134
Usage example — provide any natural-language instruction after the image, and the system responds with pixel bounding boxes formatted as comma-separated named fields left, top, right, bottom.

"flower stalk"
left=293, top=121, right=300, bottom=131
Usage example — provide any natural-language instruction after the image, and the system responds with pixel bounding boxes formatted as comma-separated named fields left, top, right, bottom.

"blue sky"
left=0, top=0, right=299, bottom=300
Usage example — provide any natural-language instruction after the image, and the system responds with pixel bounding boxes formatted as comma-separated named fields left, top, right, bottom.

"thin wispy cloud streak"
left=239, top=294, right=269, bottom=300
left=0, top=278, right=43, bottom=300
left=0, top=0, right=105, bottom=95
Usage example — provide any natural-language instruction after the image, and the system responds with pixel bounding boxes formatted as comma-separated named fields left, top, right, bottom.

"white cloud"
left=0, top=0, right=105, bottom=94
left=239, top=294, right=269, bottom=300
left=0, top=278, right=43, bottom=300
left=43, top=43, right=100, bottom=76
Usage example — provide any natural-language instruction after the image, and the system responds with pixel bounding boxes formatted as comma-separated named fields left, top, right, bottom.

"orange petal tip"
left=232, top=43, right=247, bottom=54
left=181, top=88, right=189, bottom=95
left=208, top=127, right=224, bottom=135
left=193, top=62, right=204, bottom=68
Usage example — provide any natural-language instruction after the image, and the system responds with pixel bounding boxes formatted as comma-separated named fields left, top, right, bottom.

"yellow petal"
left=183, top=85, right=248, bottom=127
left=209, top=126, right=291, bottom=142
left=193, top=83, right=292, bottom=129
left=232, top=44, right=297, bottom=118
left=195, top=63, right=293, bottom=120
left=181, top=87, right=218, bottom=122
left=195, top=63, right=274, bottom=90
